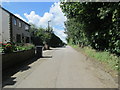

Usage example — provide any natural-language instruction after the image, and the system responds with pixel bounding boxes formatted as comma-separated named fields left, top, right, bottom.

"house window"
left=13, top=18, right=17, bottom=25
left=26, top=37, right=29, bottom=43
left=16, top=34, right=21, bottom=43
left=25, top=25, right=29, bottom=31
left=22, top=33, right=24, bottom=43
left=19, top=21, right=22, bottom=27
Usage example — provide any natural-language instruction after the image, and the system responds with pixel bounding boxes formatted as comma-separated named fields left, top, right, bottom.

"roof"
left=0, top=6, right=30, bottom=26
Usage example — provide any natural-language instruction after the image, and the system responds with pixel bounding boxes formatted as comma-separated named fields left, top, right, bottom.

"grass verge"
left=70, top=44, right=119, bottom=72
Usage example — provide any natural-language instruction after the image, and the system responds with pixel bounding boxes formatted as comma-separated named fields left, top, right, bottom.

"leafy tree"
left=60, top=2, right=120, bottom=55
left=49, top=33, right=64, bottom=47
left=30, top=24, right=64, bottom=48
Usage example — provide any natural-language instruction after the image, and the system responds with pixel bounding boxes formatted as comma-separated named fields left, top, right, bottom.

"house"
left=0, top=6, right=31, bottom=44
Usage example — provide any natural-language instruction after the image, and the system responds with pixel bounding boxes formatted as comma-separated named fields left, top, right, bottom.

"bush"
left=1, top=42, right=17, bottom=53
left=1, top=42, right=35, bottom=53
left=16, top=44, right=35, bottom=51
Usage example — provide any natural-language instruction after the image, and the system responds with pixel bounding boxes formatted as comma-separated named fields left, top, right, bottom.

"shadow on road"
left=2, top=54, right=52, bottom=87
left=42, top=56, right=52, bottom=58
left=2, top=46, right=66, bottom=87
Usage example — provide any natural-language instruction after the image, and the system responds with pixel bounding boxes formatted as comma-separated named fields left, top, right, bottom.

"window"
left=22, top=33, right=24, bottom=43
left=13, top=18, right=17, bottom=25
left=26, top=37, right=29, bottom=43
left=25, top=25, right=29, bottom=31
left=19, top=21, right=22, bottom=27
left=16, top=34, right=21, bottom=43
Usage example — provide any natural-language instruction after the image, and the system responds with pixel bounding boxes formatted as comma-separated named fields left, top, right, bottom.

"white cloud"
left=24, top=11, right=41, bottom=26
left=49, top=2, right=67, bottom=27
left=39, top=12, right=53, bottom=27
left=24, top=2, right=67, bottom=27
left=14, top=14, right=27, bottom=22
left=23, top=2, right=67, bottom=43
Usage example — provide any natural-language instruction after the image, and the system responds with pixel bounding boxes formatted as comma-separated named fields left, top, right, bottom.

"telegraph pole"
left=48, top=20, right=51, bottom=32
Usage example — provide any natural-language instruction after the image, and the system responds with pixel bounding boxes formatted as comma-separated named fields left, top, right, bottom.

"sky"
left=1, top=2, right=67, bottom=43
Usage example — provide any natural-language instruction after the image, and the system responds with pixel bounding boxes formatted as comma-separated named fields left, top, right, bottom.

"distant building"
left=0, top=6, right=31, bottom=43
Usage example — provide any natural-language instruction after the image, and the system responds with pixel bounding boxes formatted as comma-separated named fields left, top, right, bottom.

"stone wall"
left=2, top=49, right=35, bottom=70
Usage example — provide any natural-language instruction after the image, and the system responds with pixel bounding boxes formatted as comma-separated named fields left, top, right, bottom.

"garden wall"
left=2, top=49, right=35, bottom=70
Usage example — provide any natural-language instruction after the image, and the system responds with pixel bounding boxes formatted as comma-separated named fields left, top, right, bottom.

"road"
left=3, top=46, right=118, bottom=88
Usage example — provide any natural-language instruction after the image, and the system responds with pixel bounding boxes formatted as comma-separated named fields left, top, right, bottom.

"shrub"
left=1, top=42, right=17, bottom=53
left=16, top=43, right=35, bottom=51
left=1, top=42, right=35, bottom=53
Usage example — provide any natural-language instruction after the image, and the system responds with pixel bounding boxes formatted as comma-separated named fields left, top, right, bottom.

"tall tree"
left=60, top=2, right=120, bottom=55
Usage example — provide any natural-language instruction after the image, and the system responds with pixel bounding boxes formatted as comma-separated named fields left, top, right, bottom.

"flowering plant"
left=0, top=42, right=35, bottom=53
left=1, top=42, right=16, bottom=53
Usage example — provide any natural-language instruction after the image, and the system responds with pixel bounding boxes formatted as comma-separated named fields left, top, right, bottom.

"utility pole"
left=48, top=20, right=51, bottom=32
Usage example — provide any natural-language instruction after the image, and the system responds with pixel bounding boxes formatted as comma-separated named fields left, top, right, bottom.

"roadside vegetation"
left=0, top=42, right=35, bottom=53
left=0, top=24, right=64, bottom=53
left=71, top=44, right=119, bottom=71
left=30, top=24, right=65, bottom=49
left=16, top=44, right=35, bottom=51
left=60, top=2, right=120, bottom=71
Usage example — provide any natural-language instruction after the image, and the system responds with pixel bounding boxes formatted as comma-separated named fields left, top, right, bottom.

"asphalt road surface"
left=3, top=46, right=118, bottom=88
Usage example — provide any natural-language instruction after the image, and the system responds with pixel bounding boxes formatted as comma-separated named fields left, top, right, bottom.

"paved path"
left=3, top=46, right=118, bottom=88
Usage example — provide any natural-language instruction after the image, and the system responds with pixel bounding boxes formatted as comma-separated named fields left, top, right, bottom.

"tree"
left=30, top=24, right=64, bottom=49
left=60, top=2, right=120, bottom=55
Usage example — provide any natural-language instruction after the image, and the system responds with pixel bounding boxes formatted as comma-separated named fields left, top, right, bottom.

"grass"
left=0, top=47, right=2, bottom=53
left=70, top=44, right=119, bottom=72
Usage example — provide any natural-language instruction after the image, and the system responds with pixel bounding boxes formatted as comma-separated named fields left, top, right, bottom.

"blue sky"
left=2, top=2, right=67, bottom=43
left=2, top=2, right=53, bottom=19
